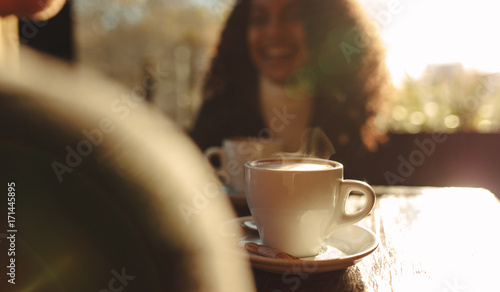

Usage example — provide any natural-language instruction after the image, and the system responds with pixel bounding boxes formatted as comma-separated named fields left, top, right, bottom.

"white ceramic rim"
left=245, top=157, right=343, bottom=171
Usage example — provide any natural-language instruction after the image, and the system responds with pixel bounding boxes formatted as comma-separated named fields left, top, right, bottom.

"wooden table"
left=248, top=186, right=500, bottom=291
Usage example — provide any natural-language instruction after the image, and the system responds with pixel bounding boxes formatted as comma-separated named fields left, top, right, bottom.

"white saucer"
left=221, top=216, right=378, bottom=274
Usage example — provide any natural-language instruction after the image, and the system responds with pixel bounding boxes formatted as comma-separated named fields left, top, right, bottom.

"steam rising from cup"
left=276, top=127, right=336, bottom=160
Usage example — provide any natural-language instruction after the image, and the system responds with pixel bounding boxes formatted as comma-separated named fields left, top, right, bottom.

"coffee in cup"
left=244, top=157, right=375, bottom=257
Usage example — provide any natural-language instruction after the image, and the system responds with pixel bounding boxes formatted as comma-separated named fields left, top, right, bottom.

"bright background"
left=358, top=0, right=500, bottom=85
left=73, top=0, right=500, bottom=133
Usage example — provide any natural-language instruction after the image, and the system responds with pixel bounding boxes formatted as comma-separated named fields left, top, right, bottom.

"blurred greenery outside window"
left=73, top=0, right=500, bottom=134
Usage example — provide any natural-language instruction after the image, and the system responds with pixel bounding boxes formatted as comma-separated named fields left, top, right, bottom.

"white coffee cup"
left=244, top=157, right=375, bottom=257
left=205, top=137, right=282, bottom=193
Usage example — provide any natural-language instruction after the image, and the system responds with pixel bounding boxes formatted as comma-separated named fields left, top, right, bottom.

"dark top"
left=189, top=90, right=374, bottom=180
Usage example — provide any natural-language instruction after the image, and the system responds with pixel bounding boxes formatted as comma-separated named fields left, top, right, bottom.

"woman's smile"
left=248, top=0, right=308, bottom=84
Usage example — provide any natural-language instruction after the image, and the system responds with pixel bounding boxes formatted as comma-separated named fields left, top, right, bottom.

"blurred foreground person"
left=0, top=3, right=255, bottom=291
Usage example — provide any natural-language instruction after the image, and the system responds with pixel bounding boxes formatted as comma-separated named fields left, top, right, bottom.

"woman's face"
left=247, top=0, right=308, bottom=85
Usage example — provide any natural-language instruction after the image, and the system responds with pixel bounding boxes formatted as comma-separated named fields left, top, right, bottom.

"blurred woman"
left=190, top=0, right=393, bottom=178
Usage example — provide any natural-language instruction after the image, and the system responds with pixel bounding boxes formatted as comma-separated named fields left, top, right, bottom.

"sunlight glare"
left=366, top=0, right=500, bottom=86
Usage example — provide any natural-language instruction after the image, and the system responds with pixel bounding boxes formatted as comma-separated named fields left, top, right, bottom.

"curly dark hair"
left=198, top=0, right=393, bottom=151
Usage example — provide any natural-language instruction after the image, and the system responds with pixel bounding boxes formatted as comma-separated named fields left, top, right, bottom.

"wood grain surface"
left=249, top=186, right=500, bottom=292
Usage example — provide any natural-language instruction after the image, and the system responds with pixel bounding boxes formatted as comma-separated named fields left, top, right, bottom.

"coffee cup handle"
left=204, top=147, right=227, bottom=179
left=337, top=180, right=376, bottom=226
